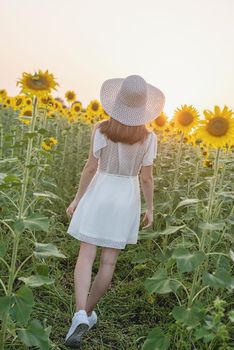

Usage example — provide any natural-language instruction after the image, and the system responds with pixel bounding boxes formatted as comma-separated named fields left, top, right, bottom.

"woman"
left=64, top=74, right=165, bottom=348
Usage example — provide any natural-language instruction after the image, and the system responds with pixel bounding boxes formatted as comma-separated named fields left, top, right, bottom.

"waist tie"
left=97, top=170, right=138, bottom=178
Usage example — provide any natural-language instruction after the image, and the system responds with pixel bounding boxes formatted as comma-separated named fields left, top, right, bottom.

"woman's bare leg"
left=85, top=247, right=121, bottom=316
left=74, top=241, right=97, bottom=312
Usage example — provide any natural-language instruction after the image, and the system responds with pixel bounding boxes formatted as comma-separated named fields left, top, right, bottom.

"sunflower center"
left=156, top=116, right=166, bottom=127
left=41, top=97, right=49, bottom=104
left=67, top=92, right=75, bottom=100
left=23, top=110, right=32, bottom=116
left=75, top=106, right=80, bottom=112
left=27, top=75, right=50, bottom=90
left=206, top=117, right=228, bottom=137
left=92, top=102, right=99, bottom=111
left=16, top=98, right=23, bottom=106
left=178, top=112, right=194, bottom=126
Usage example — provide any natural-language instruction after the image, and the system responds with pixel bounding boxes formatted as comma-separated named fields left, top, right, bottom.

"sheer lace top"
left=92, top=124, right=158, bottom=176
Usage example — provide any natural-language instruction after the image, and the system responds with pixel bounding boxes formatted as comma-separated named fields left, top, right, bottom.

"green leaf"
left=0, top=173, right=7, bottom=184
left=154, top=249, right=173, bottom=263
left=23, top=213, right=50, bottom=232
left=198, top=221, right=225, bottom=231
left=142, top=327, right=170, bottom=350
left=0, top=296, right=13, bottom=320
left=228, top=310, right=234, bottom=322
left=18, top=275, right=55, bottom=288
left=33, top=191, right=62, bottom=200
left=202, top=269, right=234, bottom=289
left=172, top=248, right=206, bottom=273
left=230, top=250, right=234, bottom=263
left=24, top=132, right=38, bottom=139
left=217, top=192, right=234, bottom=200
left=13, top=219, right=25, bottom=234
left=34, top=242, right=66, bottom=259
left=13, top=214, right=50, bottom=233
left=36, top=264, right=49, bottom=276
left=172, top=302, right=205, bottom=327
left=17, top=319, right=51, bottom=350
left=138, top=229, right=158, bottom=239
left=175, top=198, right=200, bottom=211
left=37, top=127, right=48, bottom=135
left=2, top=174, right=21, bottom=184
left=194, top=327, right=215, bottom=343
left=144, top=269, right=181, bottom=294
left=11, top=286, right=34, bottom=324
left=131, top=252, right=149, bottom=264
left=0, top=157, right=18, bottom=164
left=192, top=181, right=206, bottom=189
left=156, top=225, right=185, bottom=236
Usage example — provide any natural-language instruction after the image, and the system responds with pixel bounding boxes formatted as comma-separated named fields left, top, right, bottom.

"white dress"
left=67, top=123, right=158, bottom=249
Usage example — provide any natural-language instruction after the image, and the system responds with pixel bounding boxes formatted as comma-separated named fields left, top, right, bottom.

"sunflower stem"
left=0, top=96, right=38, bottom=349
left=172, top=131, right=184, bottom=206
left=0, top=124, right=3, bottom=159
left=189, top=147, right=222, bottom=306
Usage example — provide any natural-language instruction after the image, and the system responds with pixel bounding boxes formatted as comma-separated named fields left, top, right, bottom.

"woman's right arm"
left=139, top=165, right=154, bottom=228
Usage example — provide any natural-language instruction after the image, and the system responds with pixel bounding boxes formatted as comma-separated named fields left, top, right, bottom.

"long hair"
left=98, top=117, right=151, bottom=145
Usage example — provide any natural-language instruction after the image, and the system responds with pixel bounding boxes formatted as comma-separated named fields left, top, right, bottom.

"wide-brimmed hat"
left=100, top=74, right=165, bottom=126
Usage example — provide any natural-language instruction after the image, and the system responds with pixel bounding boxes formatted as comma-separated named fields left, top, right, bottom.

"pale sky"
left=0, top=0, right=234, bottom=117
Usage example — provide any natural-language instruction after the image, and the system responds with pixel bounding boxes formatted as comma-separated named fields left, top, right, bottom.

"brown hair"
left=98, top=117, right=151, bottom=145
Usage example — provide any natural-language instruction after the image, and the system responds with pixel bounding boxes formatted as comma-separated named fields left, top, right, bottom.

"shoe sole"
left=64, top=323, right=89, bottom=348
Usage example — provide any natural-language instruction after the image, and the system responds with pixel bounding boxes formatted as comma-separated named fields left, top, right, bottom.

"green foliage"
left=142, top=327, right=170, bottom=350
left=1, top=105, right=233, bottom=349
left=17, top=319, right=51, bottom=350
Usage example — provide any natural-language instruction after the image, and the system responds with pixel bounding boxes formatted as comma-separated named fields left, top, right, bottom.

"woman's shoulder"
left=145, top=129, right=156, bottom=143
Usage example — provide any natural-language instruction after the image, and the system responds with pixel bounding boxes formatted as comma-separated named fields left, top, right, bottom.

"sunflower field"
left=0, top=69, right=234, bottom=350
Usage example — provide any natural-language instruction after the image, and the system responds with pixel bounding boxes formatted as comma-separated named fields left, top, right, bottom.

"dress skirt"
left=67, top=170, right=141, bottom=249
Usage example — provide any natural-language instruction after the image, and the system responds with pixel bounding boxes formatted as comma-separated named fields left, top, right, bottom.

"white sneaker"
left=87, top=310, right=98, bottom=330
left=64, top=310, right=89, bottom=348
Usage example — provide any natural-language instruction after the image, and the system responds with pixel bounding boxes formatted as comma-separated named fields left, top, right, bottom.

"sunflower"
left=202, top=159, right=213, bottom=168
left=182, top=135, right=190, bottom=144
left=0, top=89, right=7, bottom=102
left=47, top=110, right=57, bottom=118
left=4, top=96, right=14, bottom=108
left=71, top=101, right=82, bottom=114
left=87, top=100, right=103, bottom=115
left=17, top=69, right=59, bottom=96
left=172, top=104, right=200, bottom=134
left=65, top=90, right=76, bottom=102
left=53, top=100, right=63, bottom=110
left=38, top=95, right=54, bottom=108
left=42, top=137, right=58, bottom=150
left=80, top=111, right=89, bottom=124
left=18, top=107, right=32, bottom=124
left=54, top=97, right=64, bottom=104
left=24, top=97, right=32, bottom=106
left=42, top=142, right=52, bottom=151
left=18, top=117, right=31, bottom=125
left=196, top=105, right=234, bottom=148
left=162, top=121, right=175, bottom=137
left=19, top=106, right=33, bottom=117
left=12, top=95, right=26, bottom=110
left=49, top=137, right=58, bottom=145
left=151, top=112, right=168, bottom=131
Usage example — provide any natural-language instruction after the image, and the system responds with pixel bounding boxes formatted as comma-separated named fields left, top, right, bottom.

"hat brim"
left=100, top=78, right=165, bottom=126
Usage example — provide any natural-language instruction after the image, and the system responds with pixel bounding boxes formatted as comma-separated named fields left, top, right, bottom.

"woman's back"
left=93, top=124, right=157, bottom=176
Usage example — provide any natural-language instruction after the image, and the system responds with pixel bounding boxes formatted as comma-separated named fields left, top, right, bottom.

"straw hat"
left=100, top=74, right=165, bottom=126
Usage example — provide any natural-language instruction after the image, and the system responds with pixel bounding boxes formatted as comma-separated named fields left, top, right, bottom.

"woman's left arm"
left=72, top=123, right=101, bottom=205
